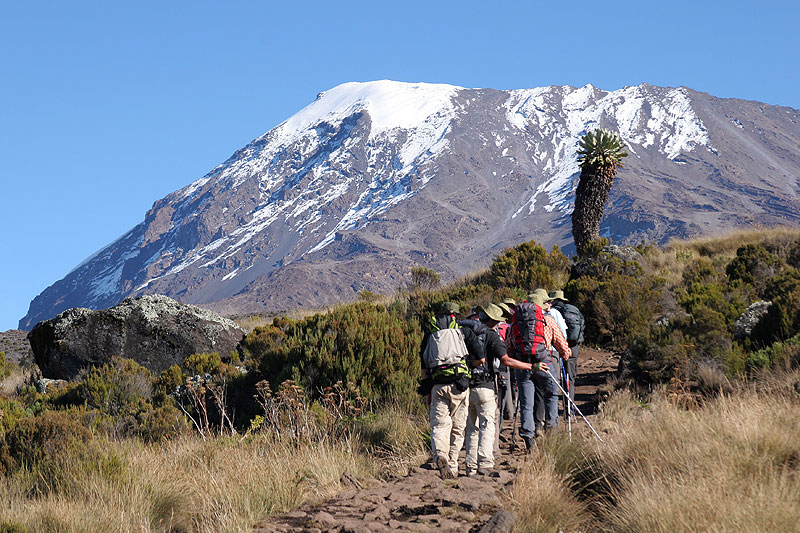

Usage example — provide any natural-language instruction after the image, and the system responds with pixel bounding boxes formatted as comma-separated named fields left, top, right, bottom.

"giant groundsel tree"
left=571, top=128, right=628, bottom=255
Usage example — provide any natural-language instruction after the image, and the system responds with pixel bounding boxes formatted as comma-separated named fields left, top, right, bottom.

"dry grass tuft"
left=0, top=434, right=376, bottom=532
left=509, top=377, right=800, bottom=532
left=510, top=453, right=592, bottom=533
left=640, top=226, right=800, bottom=285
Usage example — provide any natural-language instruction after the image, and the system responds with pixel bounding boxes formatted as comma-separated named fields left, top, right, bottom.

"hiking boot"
left=523, top=437, right=536, bottom=453
left=436, top=456, right=455, bottom=479
left=477, top=467, right=495, bottom=476
left=465, top=468, right=476, bottom=478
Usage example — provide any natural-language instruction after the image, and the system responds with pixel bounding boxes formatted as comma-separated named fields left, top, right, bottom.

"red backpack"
left=510, top=302, right=552, bottom=363
left=497, top=322, right=509, bottom=342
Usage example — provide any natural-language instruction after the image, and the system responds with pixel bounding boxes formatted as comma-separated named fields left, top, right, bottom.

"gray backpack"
left=422, top=328, right=469, bottom=369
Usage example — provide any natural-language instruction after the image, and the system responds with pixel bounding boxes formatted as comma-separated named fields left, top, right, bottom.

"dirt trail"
left=254, top=348, right=619, bottom=533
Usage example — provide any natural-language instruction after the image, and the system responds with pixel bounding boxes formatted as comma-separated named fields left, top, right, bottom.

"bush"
left=0, top=352, right=13, bottom=379
left=726, top=244, right=780, bottom=293
left=184, top=352, right=223, bottom=375
left=488, top=240, right=568, bottom=291
left=77, top=357, right=152, bottom=417
left=244, top=302, right=423, bottom=403
left=566, top=255, right=665, bottom=346
left=752, top=268, right=800, bottom=343
left=1, top=409, right=124, bottom=495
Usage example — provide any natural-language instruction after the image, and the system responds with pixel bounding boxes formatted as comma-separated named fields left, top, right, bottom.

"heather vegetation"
left=1, top=228, right=800, bottom=531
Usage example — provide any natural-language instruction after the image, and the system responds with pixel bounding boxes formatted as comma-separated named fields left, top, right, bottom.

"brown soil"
left=253, top=348, right=619, bottom=532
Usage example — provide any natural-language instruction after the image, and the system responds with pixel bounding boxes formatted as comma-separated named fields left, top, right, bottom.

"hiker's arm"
left=500, top=353, right=532, bottom=371
left=490, top=331, right=530, bottom=370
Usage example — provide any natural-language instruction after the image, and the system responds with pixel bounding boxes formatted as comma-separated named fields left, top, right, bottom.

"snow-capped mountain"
left=20, top=81, right=800, bottom=328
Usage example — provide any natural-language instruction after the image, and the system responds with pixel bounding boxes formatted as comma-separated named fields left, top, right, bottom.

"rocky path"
left=254, top=348, right=618, bottom=533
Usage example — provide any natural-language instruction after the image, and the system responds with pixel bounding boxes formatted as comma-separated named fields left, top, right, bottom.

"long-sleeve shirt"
left=547, top=308, right=568, bottom=339
left=543, top=314, right=571, bottom=360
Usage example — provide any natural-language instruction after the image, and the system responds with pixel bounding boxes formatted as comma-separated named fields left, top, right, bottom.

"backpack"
left=497, top=322, right=509, bottom=342
left=458, top=319, right=493, bottom=385
left=553, top=302, right=585, bottom=346
left=510, top=302, right=552, bottom=363
left=422, top=316, right=470, bottom=370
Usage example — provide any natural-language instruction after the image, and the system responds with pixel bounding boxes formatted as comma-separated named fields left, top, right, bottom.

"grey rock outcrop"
left=734, top=300, right=772, bottom=339
left=28, top=295, right=245, bottom=380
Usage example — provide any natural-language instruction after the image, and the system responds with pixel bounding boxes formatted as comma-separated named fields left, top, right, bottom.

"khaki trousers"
left=465, top=385, right=497, bottom=472
left=429, top=383, right=469, bottom=472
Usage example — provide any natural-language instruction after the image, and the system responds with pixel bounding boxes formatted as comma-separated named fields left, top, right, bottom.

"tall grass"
left=0, top=404, right=428, bottom=532
left=640, top=226, right=800, bottom=285
left=510, top=371, right=800, bottom=532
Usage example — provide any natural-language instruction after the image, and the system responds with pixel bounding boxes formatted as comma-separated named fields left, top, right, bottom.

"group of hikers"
left=419, top=289, right=585, bottom=479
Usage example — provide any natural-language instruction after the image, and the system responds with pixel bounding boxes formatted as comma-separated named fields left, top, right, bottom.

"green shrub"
left=77, top=357, right=152, bottom=417
left=154, top=365, right=186, bottom=405
left=488, top=240, right=568, bottom=291
left=752, top=268, right=800, bottom=343
left=244, top=302, right=423, bottom=403
left=726, top=244, right=780, bottom=293
left=566, top=255, right=665, bottom=346
left=184, top=352, right=223, bottom=375
left=746, top=335, right=800, bottom=371
left=1, top=409, right=117, bottom=495
left=0, top=352, right=13, bottom=379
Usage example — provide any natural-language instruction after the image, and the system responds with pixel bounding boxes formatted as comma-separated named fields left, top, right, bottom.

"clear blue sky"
left=2, top=1, right=799, bottom=331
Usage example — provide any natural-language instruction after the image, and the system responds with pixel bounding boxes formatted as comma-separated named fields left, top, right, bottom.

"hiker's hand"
left=563, top=352, right=571, bottom=361
left=535, top=362, right=549, bottom=372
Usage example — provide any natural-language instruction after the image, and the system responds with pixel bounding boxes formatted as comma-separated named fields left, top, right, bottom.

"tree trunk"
left=571, top=166, right=614, bottom=255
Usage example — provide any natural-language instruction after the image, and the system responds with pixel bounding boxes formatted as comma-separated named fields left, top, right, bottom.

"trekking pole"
left=545, top=368, right=604, bottom=443
left=561, top=363, right=572, bottom=441
left=509, top=393, right=521, bottom=451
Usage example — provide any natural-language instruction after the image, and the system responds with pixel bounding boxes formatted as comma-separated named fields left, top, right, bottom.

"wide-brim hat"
left=478, top=303, right=505, bottom=323
left=502, top=297, right=516, bottom=309
left=438, top=301, right=460, bottom=315
left=549, top=289, right=568, bottom=302
left=527, top=292, right=547, bottom=307
left=496, top=302, right=513, bottom=318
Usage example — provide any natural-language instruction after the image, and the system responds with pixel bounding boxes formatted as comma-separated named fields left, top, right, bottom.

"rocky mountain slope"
left=20, top=81, right=800, bottom=328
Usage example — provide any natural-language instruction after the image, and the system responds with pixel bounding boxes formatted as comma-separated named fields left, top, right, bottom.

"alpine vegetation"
left=1, top=229, right=800, bottom=531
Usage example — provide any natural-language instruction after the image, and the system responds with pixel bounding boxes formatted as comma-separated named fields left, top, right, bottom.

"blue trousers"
left=515, top=359, right=561, bottom=440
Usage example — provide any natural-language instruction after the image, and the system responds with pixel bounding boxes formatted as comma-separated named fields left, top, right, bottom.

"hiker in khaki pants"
left=420, top=302, right=483, bottom=479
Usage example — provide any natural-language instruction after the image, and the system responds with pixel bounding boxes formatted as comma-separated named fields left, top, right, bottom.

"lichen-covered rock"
left=734, top=300, right=773, bottom=339
left=28, top=295, right=245, bottom=380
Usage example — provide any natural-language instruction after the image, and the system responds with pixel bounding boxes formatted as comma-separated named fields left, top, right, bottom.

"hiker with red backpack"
left=509, top=291, right=572, bottom=451
left=419, top=302, right=484, bottom=479
left=459, top=303, right=532, bottom=476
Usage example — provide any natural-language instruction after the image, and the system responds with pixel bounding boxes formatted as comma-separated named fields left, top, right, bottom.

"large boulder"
left=28, top=295, right=246, bottom=380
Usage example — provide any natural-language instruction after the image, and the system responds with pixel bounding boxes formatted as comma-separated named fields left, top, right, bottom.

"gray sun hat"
left=502, top=297, right=517, bottom=308
left=549, top=289, right=568, bottom=302
left=478, top=303, right=505, bottom=323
